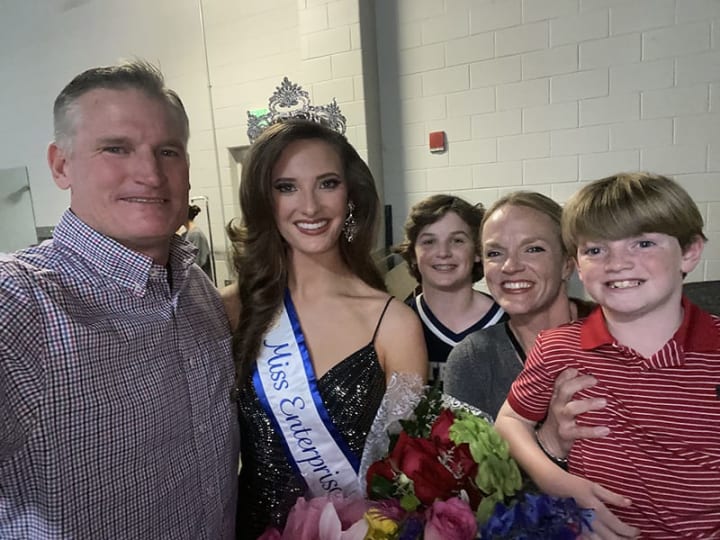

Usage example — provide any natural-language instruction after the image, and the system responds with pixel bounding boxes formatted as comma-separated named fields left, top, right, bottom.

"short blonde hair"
left=562, top=172, right=706, bottom=256
left=481, top=191, right=567, bottom=256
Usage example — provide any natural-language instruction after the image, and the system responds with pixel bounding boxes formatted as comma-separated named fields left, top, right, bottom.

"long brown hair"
left=227, top=119, right=386, bottom=384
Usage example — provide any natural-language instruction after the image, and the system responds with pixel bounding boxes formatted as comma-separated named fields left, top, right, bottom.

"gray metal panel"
left=0, top=166, right=37, bottom=252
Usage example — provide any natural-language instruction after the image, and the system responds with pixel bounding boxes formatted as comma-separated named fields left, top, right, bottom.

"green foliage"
left=399, top=382, right=443, bottom=439
left=369, top=474, right=396, bottom=500
left=400, top=492, right=421, bottom=512
left=449, top=410, right=523, bottom=523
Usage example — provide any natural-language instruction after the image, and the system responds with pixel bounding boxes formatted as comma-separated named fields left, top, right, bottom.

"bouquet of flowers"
left=364, top=385, right=520, bottom=534
left=260, top=383, right=593, bottom=540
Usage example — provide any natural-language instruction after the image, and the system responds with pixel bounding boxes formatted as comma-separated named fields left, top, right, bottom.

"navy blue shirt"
left=407, top=292, right=507, bottom=386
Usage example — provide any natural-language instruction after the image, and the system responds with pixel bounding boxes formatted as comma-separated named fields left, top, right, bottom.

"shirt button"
left=188, top=357, right=196, bottom=368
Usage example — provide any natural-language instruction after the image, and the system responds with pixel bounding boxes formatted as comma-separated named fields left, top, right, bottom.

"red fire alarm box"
left=429, top=131, right=446, bottom=153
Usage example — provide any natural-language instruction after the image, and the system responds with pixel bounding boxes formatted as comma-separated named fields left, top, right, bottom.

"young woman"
left=395, top=195, right=505, bottom=386
left=444, top=191, right=594, bottom=417
left=222, top=120, right=427, bottom=538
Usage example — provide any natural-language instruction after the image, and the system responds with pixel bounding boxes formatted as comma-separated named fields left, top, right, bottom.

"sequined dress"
left=236, top=344, right=386, bottom=539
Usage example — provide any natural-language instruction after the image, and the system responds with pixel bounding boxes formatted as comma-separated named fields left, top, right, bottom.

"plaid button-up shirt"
left=0, top=210, right=239, bottom=539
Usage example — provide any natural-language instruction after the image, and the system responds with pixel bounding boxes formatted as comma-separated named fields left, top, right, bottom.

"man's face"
left=48, top=88, right=190, bottom=264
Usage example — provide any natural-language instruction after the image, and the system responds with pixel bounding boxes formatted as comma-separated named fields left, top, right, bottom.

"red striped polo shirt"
left=508, top=297, right=720, bottom=538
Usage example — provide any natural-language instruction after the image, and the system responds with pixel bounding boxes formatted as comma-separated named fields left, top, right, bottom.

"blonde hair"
left=562, top=172, right=706, bottom=256
left=482, top=191, right=566, bottom=256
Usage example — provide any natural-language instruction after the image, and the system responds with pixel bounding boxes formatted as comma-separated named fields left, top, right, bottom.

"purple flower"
left=398, top=514, right=424, bottom=540
left=480, top=493, right=594, bottom=540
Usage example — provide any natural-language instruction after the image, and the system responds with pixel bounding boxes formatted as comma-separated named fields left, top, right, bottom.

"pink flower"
left=318, top=498, right=369, bottom=540
left=424, top=497, right=478, bottom=540
left=280, top=493, right=370, bottom=540
left=278, top=496, right=324, bottom=539
left=257, top=528, right=281, bottom=540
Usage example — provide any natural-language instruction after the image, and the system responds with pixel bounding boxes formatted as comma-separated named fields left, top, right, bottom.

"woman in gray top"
left=445, top=191, right=593, bottom=418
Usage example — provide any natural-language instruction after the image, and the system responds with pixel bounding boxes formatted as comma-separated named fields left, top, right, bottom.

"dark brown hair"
left=227, top=119, right=385, bottom=383
left=395, top=194, right=485, bottom=282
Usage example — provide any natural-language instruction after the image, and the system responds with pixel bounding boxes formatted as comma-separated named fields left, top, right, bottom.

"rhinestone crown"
left=247, top=77, right=347, bottom=143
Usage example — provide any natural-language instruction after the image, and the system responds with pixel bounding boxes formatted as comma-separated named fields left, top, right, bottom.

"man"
left=0, top=60, right=239, bottom=538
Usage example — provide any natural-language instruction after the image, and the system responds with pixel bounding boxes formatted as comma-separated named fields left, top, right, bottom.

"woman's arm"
left=374, top=298, right=428, bottom=383
left=219, top=283, right=241, bottom=331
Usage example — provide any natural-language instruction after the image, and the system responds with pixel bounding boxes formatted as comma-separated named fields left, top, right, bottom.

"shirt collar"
left=580, top=296, right=720, bottom=365
left=53, top=210, right=196, bottom=295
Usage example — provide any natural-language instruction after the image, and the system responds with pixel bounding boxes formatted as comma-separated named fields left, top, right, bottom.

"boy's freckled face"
left=576, top=232, right=701, bottom=322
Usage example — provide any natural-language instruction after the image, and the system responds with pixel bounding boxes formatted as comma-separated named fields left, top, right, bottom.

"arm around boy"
left=496, top=172, right=719, bottom=539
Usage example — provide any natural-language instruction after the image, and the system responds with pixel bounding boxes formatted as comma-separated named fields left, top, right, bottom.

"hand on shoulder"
left=540, top=367, right=609, bottom=457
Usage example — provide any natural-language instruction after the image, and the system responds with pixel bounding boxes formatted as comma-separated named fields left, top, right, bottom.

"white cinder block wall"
left=376, top=0, right=720, bottom=282
left=0, top=0, right=378, bottom=286
left=1, top=0, right=720, bottom=283
left=203, top=0, right=379, bottom=282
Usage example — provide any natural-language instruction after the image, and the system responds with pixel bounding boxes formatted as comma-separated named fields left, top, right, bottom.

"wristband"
left=535, top=426, right=569, bottom=471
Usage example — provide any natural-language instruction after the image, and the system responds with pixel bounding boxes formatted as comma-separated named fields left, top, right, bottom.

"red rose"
left=390, top=431, right=457, bottom=505
left=430, top=410, right=479, bottom=483
left=430, top=409, right=456, bottom=446
left=429, top=410, right=481, bottom=505
left=366, top=456, right=395, bottom=485
left=367, top=412, right=484, bottom=509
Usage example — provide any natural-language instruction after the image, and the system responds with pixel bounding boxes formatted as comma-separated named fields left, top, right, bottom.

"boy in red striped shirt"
left=496, top=172, right=720, bottom=539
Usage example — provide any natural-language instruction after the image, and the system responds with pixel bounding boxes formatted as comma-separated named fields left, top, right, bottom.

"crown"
left=247, top=77, right=347, bottom=143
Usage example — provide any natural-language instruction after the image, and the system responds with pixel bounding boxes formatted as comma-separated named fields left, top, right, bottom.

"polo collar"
left=580, top=296, right=720, bottom=368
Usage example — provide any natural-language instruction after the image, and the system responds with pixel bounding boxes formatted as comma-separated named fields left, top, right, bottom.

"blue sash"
left=253, top=290, right=361, bottom=497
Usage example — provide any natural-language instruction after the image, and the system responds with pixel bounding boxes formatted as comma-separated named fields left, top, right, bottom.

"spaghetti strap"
left=372, top=296, right=394, bottom=343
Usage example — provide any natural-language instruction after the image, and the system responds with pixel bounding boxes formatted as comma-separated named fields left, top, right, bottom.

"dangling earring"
left=343, top=200, right=358, bottom=243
